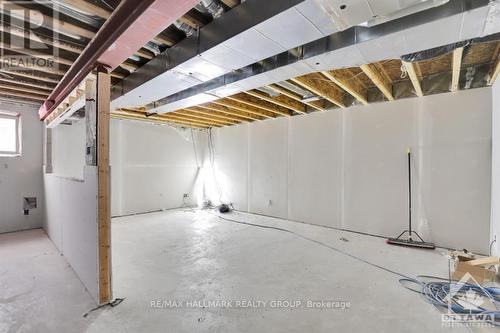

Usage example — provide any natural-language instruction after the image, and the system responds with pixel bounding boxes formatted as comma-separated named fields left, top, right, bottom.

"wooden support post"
left=451, top=47, right=464, bottom=92
left=97, top=71, right=112, bottom=304
left=402, top=61, right=423, bottom=97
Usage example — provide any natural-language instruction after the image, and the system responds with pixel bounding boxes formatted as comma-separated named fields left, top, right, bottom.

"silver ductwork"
left=174, top=20, right=196, bottom=37
left=201, top=0, right=224, bottom=19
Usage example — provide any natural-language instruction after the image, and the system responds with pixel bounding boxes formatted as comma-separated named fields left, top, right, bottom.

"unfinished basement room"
left=2, top=0, right=500, bottom=332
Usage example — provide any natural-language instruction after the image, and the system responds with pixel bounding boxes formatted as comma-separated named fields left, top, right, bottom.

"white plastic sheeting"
left=206, top=88, right=492, bottom=253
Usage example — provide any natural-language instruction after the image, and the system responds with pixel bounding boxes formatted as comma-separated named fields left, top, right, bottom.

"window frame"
left=0, top=111, right=21, bottom=157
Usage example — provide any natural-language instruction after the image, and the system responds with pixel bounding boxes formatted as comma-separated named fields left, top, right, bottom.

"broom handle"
left=408, top=148, right=412, bottom=239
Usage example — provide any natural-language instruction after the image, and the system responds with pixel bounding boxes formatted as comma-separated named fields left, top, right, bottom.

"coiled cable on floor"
left=207, top=210, right=500, bottom=329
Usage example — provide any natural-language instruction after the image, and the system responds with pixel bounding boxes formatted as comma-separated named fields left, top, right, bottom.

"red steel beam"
left=38, top=0, right=199, bottom=120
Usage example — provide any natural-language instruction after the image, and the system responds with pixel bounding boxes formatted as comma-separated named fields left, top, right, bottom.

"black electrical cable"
left=83, top=298, right=125, bottom=318
left=207, top=210, right=412, bottom=279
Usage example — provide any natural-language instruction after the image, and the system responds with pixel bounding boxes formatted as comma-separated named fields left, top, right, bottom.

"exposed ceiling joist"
left=290, top=74, right=345, bottom=108
left=0, top=69, right=60, bottom=84
left=267, top=84, right=325, bottom=111
left=489, top=60, right=500, bottom=85
left=230, top=94, right=291, bottom=117
left=185, top=107, right=247, bottom=123
left=57, top=0, right=111, bottom=19
left=177, top=110, right=238, bottom=125
left=402, top=61, right=423, bottom=97
left=0, top=77, right=54, bottom=91
left=220, top=0, right=239, bottom=7
left=0, top=88, right=46, bottom=101
left=112, top=110, right=208, bottom=128
left=360, top=63, right=394, bottom=101
left=321, top=70, right=368, bottom=105
left=0, top=24, right=84, bottom=54
left=193, top=103, right=252, bottom=122
left=451, top=47, right=464, bottom=92
left=0, top=83, right=49, bottom=97
left=215, top=99, right=275, bottom=119
left=245, top=90, right=306, bottom=114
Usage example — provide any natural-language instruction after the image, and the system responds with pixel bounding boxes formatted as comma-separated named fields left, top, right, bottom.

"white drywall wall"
left=51, top=119, right=86, bottom=179
left=0, top=102, right=44, bottom=233
left=208, top=88, right=492, bottom=254
left=110, top=119, right=201, bottom=216
left=491, top=79, right=500, bottom=256
left=43, top=166, right=98, bottom=302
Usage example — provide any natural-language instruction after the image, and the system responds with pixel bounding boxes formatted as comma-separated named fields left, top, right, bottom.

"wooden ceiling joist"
left=267, top=84, right=325, bottom=111
left=290, top=74, right=345, bottom=108
left=120, top=108, right=224, bottom=128
left=214, top=99, right=274, bottom=119
left=111, top=113, right=207, bottom=129
left=153, top=35, right=176, bottom=47
left=195, top=104, right=256, bottom=121
left=245, top=90, right=306, bottom=114
left=176, top=110, right=238, bottom=125
left=0, top=77, right=54, bottom=91
left=489, top=60, right=500, bottom=85
left=229, top=94, right=291, bottom=117
left=451, top=47, right=464, bottom=92
left=0, top=24, right=84, bottom=54
left=3, top=2, right=95, bottom=39
left=360, top=63, right=394, bottom=101
left=0, top=69, right=60, bottom=84
left=186, top=106, right=249, bottom=123
left=402, top=61, right=423, bottom=97
left=0, top=83, right=49, bottom=97
left=57, top=0, right=111, bottom=19
left=0, top=88, right=45, bottom=102
left=321, top=70, right=368, bottom=105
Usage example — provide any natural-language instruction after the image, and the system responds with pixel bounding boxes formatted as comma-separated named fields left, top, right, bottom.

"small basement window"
left=0, top=111, right=21, bottom=157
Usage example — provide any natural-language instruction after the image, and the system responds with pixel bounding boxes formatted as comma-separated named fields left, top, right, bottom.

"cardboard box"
left=452, top=261, right=496, bottom=283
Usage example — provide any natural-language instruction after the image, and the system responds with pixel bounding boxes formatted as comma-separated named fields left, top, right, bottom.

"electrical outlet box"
left=183, top=193, right=189, bottom=198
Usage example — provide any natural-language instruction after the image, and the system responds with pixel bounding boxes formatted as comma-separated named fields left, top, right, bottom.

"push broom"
left=387, top=148, right=435, bottom=249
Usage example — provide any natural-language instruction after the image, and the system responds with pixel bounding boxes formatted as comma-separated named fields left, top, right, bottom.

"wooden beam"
left=160, top=113, right=223, bottom=127
left=290, top=74, right=345, bottom=108
left=179, top=14, right=204, bottom=28
left=0, top=69, right=60, bottom=83
left=213, top=99, right=274, bottom=119
left=0, top=89, right=45, bottom=101
left=220, top=0, right=239, bottom=7
left=451, top=47, right=464, bottom=92
left=489, top=60, right=500, bottom=86
left=245, top=90, right=305, bottom=114
left=171, top=110, right=232, bottom=126
left=97, top=71, right=112, bottom=305
left=111, top=113, right=207, bottom=128
left=360, top=63, right=394, bottom=101
left=57, top=0, right=111, bottom=19
left=229, top=94, right=291, bottom=116
left=153, top=35, right=175, bottom=47
left=0, top=24, right=84, bottom=54
left=178, top=109, right=239, bottom=125
left=186, top=106, right=248, bottom=123
left=2, top=1, right=95, bottom=39
left=135, top=49, right=154, bottom=60
left=119, top=62, right=140, bottom=72
left=402, top=61, right=423, bottom=97
left=321, top=70, right=368, bottom=105
left=0, top=42, right=74, bottom=67
left=267, top=84, right=325, bottom=111
left=110, top=72, right=127, bottom=79
left=198, top=103, right=259, bottom=121
left=0, top=77, right=54, bottom=91
left=0, top=83, right=49, bottom=97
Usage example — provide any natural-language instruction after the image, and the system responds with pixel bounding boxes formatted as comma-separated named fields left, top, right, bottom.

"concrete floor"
left=1, top=210, right=475, bottom=332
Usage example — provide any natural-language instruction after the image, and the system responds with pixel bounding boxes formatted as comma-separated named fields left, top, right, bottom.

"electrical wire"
left=207, top=210, right=412, bottom=279
left=207, top=210, right=500, bottom=329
